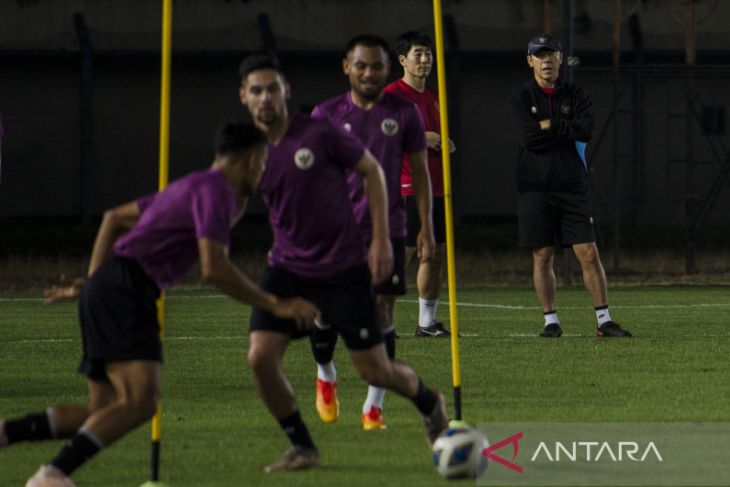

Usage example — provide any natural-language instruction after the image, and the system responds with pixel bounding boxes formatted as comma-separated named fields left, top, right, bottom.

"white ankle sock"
left=418, top=298, right=438, bottom=327
left=543, top=311, right=560, bottom=327
left=316, top=362, right=336, bottom=383
left=362, top=385, right=386, bottom=413
left=595, top=306, right=613, bottom=327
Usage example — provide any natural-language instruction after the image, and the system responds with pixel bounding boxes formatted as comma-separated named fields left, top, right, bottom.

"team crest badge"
left=381, top=118, right=399, bottom=136
left=561, top=103, right=571, bottom=114
left=294, top=147, right=315, bottom=170
left=531, top=106, right=538, bottom=114
left=343, top=122, right=352, bottom=132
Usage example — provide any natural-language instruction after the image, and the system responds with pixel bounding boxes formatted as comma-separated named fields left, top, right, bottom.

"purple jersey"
left=312, top=92, right=426, bottom=240
left=260, top=114, right=367, bottom=278
left=114, top=167, right=240, bottom=289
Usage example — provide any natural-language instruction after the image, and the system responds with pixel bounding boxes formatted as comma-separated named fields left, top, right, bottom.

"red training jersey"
left=383, top=79, right=444, bottom=197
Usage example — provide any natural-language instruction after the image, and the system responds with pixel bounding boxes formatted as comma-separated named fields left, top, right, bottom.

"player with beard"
left=309, top=34, right=434, bottom=431
left=238, top=53, right=448, bottom=472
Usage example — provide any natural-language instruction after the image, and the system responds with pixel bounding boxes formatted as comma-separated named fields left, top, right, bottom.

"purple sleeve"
left=310, top=104, right=324, bottom=119
left=137, top=193, right=156, bottom=213
left=191, top=180, right=234, bottom=246
left=326, top=121, right=366, bottom=170
left=403, top=104, right=427, bottom=154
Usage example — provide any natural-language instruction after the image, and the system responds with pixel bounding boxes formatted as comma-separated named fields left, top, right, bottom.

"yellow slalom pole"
left=432, top=0, right=463, bottom=421
left=142, top=1, right=172, bottom=486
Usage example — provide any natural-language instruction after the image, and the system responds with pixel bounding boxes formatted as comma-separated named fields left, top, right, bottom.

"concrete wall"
left=1, top=0, right=730, bottom=229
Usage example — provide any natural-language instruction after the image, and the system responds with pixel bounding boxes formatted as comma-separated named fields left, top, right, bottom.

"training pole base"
left=139, top=482, right=170, bottom=487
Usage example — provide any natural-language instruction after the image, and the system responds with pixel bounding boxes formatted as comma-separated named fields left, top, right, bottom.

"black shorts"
left=373, top=237, right=406, bottom=296
left=78, top=256, right=161, bottom=381
left=517, top=190, right=596, bottom=248
left=405, top=196, right=446, bottom=246
left=249, top=264, right=382, bottom=350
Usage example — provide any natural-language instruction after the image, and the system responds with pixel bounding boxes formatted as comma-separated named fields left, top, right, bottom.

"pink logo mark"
left=482, top=432, right=524, bottom=474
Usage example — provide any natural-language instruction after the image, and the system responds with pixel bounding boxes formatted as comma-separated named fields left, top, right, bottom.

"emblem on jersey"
left=294, top=147, right=315, bottom=170
left=531, top=106, right=538, bottom=114
left=561, top=103, right=571, bottom=114
left=381, top=118, right=399, bottom=136
left=343, top=122, right=352, bottom=132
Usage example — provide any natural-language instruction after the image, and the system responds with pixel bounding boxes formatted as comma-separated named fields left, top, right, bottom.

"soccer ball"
left=432, top=426, right=489, bottom=479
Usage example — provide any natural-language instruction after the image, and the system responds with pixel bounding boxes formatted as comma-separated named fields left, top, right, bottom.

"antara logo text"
left=482, top=432, right=663, bottom=474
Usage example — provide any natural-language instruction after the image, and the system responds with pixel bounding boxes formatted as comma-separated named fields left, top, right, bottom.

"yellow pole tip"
left=448, top=419, right=472, bottom=429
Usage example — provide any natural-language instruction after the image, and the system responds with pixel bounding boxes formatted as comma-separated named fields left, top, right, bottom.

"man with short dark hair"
left=0, top=122, right=319, bottom=487
left=238, top=53, right=448, bottom=473
left=385, top=31, right=455, bottom=338
left=510, top=33, right=631, bottom=338
left=309, top=34, right=434, bottom=431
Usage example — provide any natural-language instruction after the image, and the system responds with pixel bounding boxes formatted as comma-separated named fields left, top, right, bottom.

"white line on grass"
left=3, top=295, right=729, bottom=311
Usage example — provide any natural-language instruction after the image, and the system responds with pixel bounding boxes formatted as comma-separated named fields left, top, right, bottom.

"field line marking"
left=2, top=294, right=729, bottom=311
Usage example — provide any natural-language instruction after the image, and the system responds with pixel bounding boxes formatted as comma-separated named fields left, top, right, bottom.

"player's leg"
left=518, top=192, right=562, bottom=337
left=347, top=345, right=448, bottom=445
left=560, top=191, right=630, bottom=337
left=249, top=267, right=319, bottom=472
left=334, top=264, right=447, bottom=445
left=412, top=197, right=449, bottom=337
left=572, top=242, right=631, bottom=337
left=361, top=237, right=405, bottom=430
left=309, top=322, right=339, bottom=424
left=0, top=380, right=114, bottom=448
left=249, top=330, right=319, bottom=472
left=361, top=293, right=396, bottom=431
left=25, top=360, right=160, bottom=486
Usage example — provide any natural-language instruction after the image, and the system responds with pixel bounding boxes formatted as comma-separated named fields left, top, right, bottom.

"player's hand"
left=539, top=119, right=551, bottom=130
left=368, top=236, right=394, bottom=285
left=447, top=138, right=456, bottom=153
left=426, top=131, right=442, bottom=152
left=272, top=297, right=320, bottom=331
left=43, top=276, right=86, bottom=304
left=416, top=227, right=436, bottom=263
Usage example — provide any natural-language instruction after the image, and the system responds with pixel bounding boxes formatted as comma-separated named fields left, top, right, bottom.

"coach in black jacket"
left=509, top=33, right=631, bottom=339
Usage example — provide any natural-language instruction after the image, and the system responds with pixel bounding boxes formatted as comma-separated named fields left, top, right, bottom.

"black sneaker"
left=540, top=323, right=562, bottom=338
left=596, top=321, right=632, bottom=337
left=415, top=322, right=451, bottom=337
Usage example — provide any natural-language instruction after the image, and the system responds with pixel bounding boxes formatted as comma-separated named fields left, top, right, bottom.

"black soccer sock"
left=4, top=410, right=54, bottom=444
left=411, top=379, right=438, bottom=416
left=49, top=429, right=103, bottom=476
left=309, top=324, right=337, bottom=365
left=383, top=328, right=396, bottom=360
left=278, top=410, right=316, bottom=450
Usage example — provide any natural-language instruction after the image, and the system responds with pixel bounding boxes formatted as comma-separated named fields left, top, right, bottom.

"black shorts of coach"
left=250, top=264, right=382, bottom=350
left=78, top=256, right=162, bottom=381
left=517, top=189, right=596, bottom=248
left=405, top=196, right=446, bottom=246
left=373, top=236, right=406, bottom=296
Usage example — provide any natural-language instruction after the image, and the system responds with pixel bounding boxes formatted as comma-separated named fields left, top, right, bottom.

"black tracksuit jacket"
left=509, top=79, right=595, bottom=192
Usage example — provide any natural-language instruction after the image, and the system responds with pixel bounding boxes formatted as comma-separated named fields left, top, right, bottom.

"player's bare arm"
left=408, top=149, right=435, bottom=262
left=354, top=149, right=393, bottom=284
left=44, top=200, right=141, bottom=304
left=198, top=237, right=319, bottom=330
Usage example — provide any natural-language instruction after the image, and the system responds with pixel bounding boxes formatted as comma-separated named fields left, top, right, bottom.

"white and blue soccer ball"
left=432, top=425, right=490, bottom=479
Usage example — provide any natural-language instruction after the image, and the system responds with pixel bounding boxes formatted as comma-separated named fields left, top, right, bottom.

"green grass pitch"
left=1, top=285, right=729, bottom=486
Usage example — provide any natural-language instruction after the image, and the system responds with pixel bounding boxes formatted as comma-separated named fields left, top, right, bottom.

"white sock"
left=46, top=408, right=57, bottom=439
left=543, top=310, right=560, bottom=327
left=418, top=298, right=438, bottom=327
left=595, top=306, right=613, bottom=327
left=317, top=362, right=337, bottom=383
left=362, top=385, right=386, bottom=413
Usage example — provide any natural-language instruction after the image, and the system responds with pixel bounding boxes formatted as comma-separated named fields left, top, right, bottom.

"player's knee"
left=575, top=244, right=600, bottom=264
left=247, top=348, right=275, bottom=377
left=357, top=361, right=392, bottom=387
